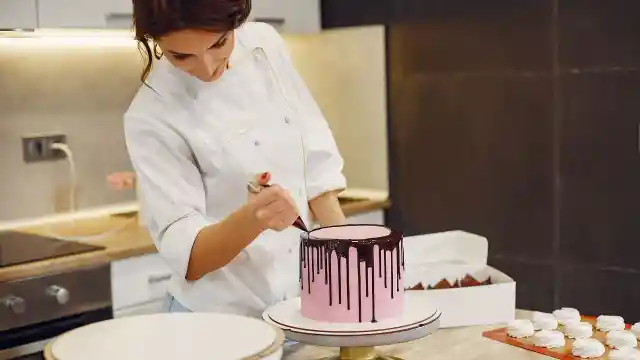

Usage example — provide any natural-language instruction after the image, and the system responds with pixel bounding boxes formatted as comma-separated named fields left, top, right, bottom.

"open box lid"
left=403, top=230, right=490, bottom=287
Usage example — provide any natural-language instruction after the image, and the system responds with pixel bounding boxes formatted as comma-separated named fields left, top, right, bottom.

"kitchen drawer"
left=111, top=253, right=173, bottom=311
left=113, top=299, right=167, bottom=318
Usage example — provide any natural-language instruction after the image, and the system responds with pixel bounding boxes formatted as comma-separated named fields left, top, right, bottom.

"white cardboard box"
left=403, top=230, right=516, bottom=328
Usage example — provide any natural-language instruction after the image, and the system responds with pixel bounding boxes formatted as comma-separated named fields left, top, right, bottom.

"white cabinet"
left=111, top=253, right=173, bottom=318
left=311, top=209, right=385, bottom=229
left=37, top=0, right=133, bottom=29
left=0, top=0, right=38, bottom=29
left=249, top=0, right=320, bottom=33
left=2, top=0, right=315, bottom=32
left=344, top=209, right=385, bottom=226
left=113, top=299, right=167, bottom=318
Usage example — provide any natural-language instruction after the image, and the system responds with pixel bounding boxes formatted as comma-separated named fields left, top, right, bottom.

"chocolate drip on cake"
left=378, top=248, right=382, bottom=278
left=357, top=261, right=362, bottom=322
left=365, top=266, right=369, bottom=297
left=306, top=246, right=311, bottom=294
left=328, top=250, right=333, bottom=306
left=324, top=247, right=328, bottom=284
left=300, top=225, right=403, bottom=323
left=300, top=244, right=304, bottom=290
left=346, top=256, right=351, bottom=310
left=384, top=253, right=388, bottom=288
left=337, top=257, right=342, bottom=304
left=311, top=246, right=315, bottom=283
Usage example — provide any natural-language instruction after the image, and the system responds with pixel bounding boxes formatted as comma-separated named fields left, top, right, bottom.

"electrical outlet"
left=22, top=134, right=67, bottom=163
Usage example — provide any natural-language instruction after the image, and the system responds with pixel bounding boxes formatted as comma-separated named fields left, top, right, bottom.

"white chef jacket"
left=124, top=22, right=346, bottom=318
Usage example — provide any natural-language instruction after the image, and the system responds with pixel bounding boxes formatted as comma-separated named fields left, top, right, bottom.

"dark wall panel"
left=322, top=0, right=640, bottom=316
left=490, top=258, right=556, bottom=312
left=558, top=264, right=640, bottom=323
left=390, top=0, right=553, bottom=76
left=559, top=73, right=640, bottom=269
left=388, top=73, right=555, bottom=263
left=558, top=0, right=640, bottom=70
left=321, top=0, right=391, bottom=28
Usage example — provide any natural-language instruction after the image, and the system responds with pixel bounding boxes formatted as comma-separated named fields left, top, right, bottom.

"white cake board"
left=263, top=292, right=441, bottom=360
left=44, top=313, right=285, bottom=360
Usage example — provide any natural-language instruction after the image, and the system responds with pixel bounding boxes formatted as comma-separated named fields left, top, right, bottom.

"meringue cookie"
left=532, top=330, right=565, bottom=348
left=631, top=323, right=640, bottom=339
left=596, top=315, right=625, bottom=332
left=553, top=307, right=581, bottom=325
left=565, top=321, right=593, bottom=339
left=609, top=347, right=640, bottom=360
left=507, top=319, right=535, bottom=338
left=606, top=330, right=638, bottom=349
left=571, top=338, right=606, bottom=358
left=532, top=312, right=558, bottom=331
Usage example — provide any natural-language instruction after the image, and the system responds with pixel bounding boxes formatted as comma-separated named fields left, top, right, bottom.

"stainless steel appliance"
left=0, top=231, right=111, bottom=359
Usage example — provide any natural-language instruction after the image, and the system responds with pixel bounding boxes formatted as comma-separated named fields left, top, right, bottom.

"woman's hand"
left=107, top=172, right=136, bottom=190
left=246, top=173, right=298, bottom=232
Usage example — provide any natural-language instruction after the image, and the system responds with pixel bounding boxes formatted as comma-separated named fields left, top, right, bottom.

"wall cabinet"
left=249, top=0, right=320, bottom=33
left=1, top=0, right=318, bottom=32
left=37, top=0, right=133, bottom=29
left=0, top=0, right=38, bottom=29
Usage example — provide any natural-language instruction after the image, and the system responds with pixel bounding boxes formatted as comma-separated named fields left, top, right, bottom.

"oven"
left=0, top=265, right=113, bottom=359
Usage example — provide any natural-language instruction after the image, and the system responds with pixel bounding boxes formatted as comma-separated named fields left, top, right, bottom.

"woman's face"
left=157, top=29, right=235, bottom=82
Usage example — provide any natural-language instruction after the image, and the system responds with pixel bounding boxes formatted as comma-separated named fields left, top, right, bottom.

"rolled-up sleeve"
left=265, top=25, right=347, bottom=200
left=125, top=115, right=212, bottom=279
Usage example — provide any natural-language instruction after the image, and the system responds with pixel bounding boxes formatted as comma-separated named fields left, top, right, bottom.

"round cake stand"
left=263, top=292, right=441, bottom=360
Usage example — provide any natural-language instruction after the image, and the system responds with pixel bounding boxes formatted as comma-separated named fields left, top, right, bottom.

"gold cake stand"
left=319, top=346, right=402, bottom=360
left=263, top=293, right=441, bottom=360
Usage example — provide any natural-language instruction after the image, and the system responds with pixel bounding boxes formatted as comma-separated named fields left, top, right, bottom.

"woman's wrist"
left=239, top=202, right=266, bottom=233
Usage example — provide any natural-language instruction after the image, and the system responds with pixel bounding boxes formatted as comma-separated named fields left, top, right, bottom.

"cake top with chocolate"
left=303, top=224, right=401, bottom=248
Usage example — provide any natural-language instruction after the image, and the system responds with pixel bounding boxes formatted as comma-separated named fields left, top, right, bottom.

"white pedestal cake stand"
left=263, top=292, right=441, bottom=360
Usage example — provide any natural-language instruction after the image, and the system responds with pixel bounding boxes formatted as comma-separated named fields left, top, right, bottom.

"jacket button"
left=253, top=140, right=260, bottom=146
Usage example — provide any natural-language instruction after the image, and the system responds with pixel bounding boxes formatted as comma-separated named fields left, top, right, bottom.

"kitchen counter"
left=0, top=197, right=389, bottom=283
left=283, top=310, right=545, bottom=360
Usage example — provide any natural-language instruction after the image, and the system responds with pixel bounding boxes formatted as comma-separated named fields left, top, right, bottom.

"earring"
left=153, top=42, right=163, bottom=59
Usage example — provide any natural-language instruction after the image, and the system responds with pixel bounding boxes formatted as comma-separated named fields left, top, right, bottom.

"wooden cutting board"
left=483, top=316, right=635, bottom=359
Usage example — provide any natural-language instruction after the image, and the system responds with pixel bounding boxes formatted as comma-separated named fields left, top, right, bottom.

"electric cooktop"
left=0, top=231, right=105, bottom=267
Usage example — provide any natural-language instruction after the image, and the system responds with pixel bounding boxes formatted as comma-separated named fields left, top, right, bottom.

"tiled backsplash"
left=0, top=40, right=141, bottom=221
left=0, top=25, right=387, bottom=221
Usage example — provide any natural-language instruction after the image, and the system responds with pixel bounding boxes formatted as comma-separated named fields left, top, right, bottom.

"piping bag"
left=247, top=172, right=309, bottom=232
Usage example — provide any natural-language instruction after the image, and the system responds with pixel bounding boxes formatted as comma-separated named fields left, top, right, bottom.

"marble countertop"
left=0, top=198, right=389, bottom=283
left=282, top=311, right=546, bottom=360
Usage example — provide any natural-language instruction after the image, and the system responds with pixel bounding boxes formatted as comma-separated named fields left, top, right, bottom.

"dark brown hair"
left=132, top=0, right=251, bottom=83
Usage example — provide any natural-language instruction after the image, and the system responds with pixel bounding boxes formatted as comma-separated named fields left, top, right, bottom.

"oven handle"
left=0, top=307, right=112, bottom=358
left=0, top=339, right=49, bottom=360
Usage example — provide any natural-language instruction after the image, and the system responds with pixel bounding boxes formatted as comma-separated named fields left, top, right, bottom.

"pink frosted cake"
left=300, top=224, right=404, bottom=323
